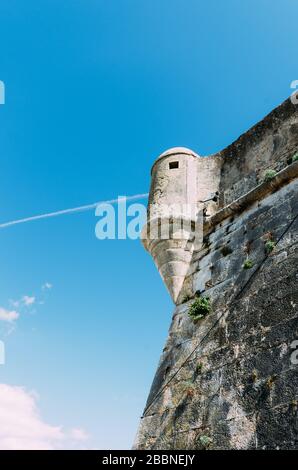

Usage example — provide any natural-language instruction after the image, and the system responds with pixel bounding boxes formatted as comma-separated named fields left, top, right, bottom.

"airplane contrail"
left=0, top=193, right=149, bottom=229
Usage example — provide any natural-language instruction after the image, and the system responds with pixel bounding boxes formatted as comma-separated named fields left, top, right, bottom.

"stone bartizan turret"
left=142, top=147, right=221, bottom=303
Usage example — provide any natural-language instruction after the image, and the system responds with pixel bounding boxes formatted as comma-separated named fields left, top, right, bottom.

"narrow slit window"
left=169, top=161, right=179, bottom=169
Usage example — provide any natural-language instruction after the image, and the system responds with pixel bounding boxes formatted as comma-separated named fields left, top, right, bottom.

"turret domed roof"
left=158, top=147, right=200, bottom=159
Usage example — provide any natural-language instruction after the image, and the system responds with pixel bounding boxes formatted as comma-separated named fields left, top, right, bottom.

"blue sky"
left=0, top=0, right=297, bottom=449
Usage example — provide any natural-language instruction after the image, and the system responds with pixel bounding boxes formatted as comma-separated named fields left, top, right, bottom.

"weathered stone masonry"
left=135, top=97, right=298, bottom=450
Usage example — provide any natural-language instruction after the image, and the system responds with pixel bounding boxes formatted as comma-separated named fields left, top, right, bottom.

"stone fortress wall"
left=135, top=97, right=298, bottom=449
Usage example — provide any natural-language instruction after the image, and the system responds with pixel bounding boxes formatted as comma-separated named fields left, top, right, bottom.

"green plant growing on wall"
left=264, top=169, right=277, bottom=182
left=199, top=435, right=212, bottom=449
left=292, top=153, right=298, bottom=163
left=265, top=240, right=276, bottom=253
left=243, top=258, right=254, bottom=269
left=188, top=297, right=211, bottom=323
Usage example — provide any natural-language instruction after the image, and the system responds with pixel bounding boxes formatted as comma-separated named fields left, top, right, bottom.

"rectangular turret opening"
left=169, top=161, right=179, bottom=169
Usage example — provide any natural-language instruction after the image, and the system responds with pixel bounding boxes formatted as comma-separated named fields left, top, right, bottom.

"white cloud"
left=0, top=384, right=63, bottom=450
left=9, top=294, right=36, bottom=309
left=69, top=427, right=89, bottom=441
left=22, top=296, right=35, bottom=306
left=0, top=308, right=19, bottom=323
left=42, top=282, right=52, bottom=290
left=2, top=284, right=52, bottom=335
left=0, top=384, right=90, bottom=450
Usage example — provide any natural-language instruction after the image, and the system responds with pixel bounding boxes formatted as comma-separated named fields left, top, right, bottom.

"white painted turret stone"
left=142, top=147, right=221, bottom=304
